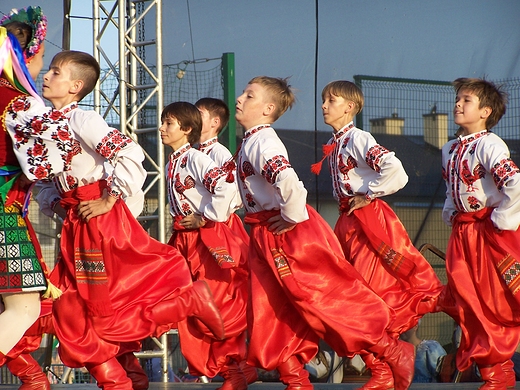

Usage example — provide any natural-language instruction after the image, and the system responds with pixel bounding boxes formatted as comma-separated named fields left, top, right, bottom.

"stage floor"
left=0, top=382, right=508, bottom=389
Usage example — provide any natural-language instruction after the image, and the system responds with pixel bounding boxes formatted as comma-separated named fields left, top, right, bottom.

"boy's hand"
left=347, top=195, right=371, bottom=215
left=77, top=189, right=117, bottom=222
left=267, top=214, right=296, bottom=235
left=179, top=214, right=206, bottom=229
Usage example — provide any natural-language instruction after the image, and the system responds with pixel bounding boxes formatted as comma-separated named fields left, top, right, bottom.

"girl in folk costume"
left=35, top=51, right=224, bottom=390
left=160, top=101, right=251, bottom=390
left=0, top=7, right=75, bottom=389
left=441, top=78, right=520, bottom=389
left=313, top=80, right=443, bottom=390
left=235, top=76, right=415, bottom=390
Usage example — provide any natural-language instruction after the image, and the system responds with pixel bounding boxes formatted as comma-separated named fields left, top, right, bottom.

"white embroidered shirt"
left=441, top=130, right=520, bottom=230
left=326, top=122, right=408, bottom=201
left=236, top=125, right=309, bottom=224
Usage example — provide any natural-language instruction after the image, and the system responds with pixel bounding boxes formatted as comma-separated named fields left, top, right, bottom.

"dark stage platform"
left=0, top=382, right=511, bottom=389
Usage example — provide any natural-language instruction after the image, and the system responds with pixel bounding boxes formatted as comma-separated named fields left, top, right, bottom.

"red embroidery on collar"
left=198, top=137, right=218, bottom=150
left=170, top=144, right=191, bottom=162
left=458, top=130, right=489, bottom=145
left=333, top=122, right=355, bottom=141
left=244, top=125, right=270, bottom=140
left=60, top=103, right=79, bottom=115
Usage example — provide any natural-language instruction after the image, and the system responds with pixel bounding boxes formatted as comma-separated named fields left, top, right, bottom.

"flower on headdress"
left=0, top=6, right=47, bottom=59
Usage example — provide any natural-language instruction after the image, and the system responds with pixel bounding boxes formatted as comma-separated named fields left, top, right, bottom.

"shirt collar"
left=60, top=102, right=79, bottom=115
left=244, top=124, right=270, bottom=140
left=170, top=143, right=191, bottom=161
left=198, top=136, right=218, bottom=151
left=457, top=130, right=488, bottom=145
left=333, top=122, right=355, bottom=141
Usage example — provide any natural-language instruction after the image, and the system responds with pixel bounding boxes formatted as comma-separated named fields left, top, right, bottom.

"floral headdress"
left=0, top=6, right=47, bottom=60
left=0, top=6, right=46, bottom=102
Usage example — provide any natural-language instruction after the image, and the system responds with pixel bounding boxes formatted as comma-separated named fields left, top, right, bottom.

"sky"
left=2, top=0, right=519, bottom=132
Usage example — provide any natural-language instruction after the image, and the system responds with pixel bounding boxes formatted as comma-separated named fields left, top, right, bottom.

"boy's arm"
left=266, top=213, right=296, bottom=235
left=354, top=131, right=408, bottom=198
left=479, top=138, right=520, bottom=230
left=5, top=95, right=74, bottom=181
left=192, top=153, right=236, bottom=222
left=34, top=182, right=62, bottom=218
left=77, top=111, right=147, bottom=199
left=441, top=143, right=458, bottom=225
left=208, top=145, right=244, bottom=212
left=77, top=190, right=117, bottom=222
left=256, top=136, right=309, bottom=224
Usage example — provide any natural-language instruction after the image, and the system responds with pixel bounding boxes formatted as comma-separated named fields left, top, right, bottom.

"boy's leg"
left=501, top=360, right=516, bottom=388
left=86, top=357, right=133, bottom=390
left=478, top=363, right=508, bottom=390
left=368, top=333, right=415, bottom=390
left=216, top=360, right=248, bottom=390
left=116, top=352, right=149, bottom=390
left=6, top=353, right=50, bottom=390
left=277, top=355, right=313, bottom=390
left=359, top=352, right=393, bottom=390
left=150, top=280, right=224, bottom=340
left=239, top=359, right=258, bottom=384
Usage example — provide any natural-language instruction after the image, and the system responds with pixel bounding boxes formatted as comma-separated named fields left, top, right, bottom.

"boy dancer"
left=195, top=97, right=257, bottom=385
left=35, top=51, right=224, bottom=390
left=195, top=97, right=233, bottom=166
left=314, top=80, right=443, bottom=389
left=160, top=101, right=250, bottom=390
left=195, top=97, right=251, bottom=246
left=441, top=78, right=520, bottom=389
left=235, top=76, right=415, bottom=390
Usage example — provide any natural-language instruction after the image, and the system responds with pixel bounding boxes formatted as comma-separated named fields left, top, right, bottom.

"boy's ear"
left=263, top=102, right=276, bottom=116
left=481, top=106, right=492, bottom=119
left=345, top=101, right=356, bottom=113
left=70, top=79, right=84, bottom=95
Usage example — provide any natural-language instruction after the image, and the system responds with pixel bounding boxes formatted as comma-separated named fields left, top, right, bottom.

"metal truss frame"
left=92, top=0, right=170, bottom=382
left=92, top=0, right=166, bottom=242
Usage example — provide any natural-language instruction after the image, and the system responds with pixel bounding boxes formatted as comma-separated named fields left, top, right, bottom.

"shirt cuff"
left=50, top=197, right=62, bottom=212
left=108, top=186, right=122, bottom=199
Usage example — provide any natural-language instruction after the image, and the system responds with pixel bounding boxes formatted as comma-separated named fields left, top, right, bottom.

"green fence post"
left=222, top=52, right=236, bottom=153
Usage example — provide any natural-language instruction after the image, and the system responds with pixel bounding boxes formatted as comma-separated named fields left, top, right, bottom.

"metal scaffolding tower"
left=92, top=0, right=166, bottom=241
left=92, top=0, right=170, bottom=382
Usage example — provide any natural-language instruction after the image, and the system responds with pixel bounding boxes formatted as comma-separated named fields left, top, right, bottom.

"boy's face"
left=236, top=83, right=272, bottom=130
left=454, top=88, right=489, bottom=131
left=321, top=92, right=354, bottom=132
left=159, top=115, right=190, bottom=151
left=42, top=61, right=76, bottom=108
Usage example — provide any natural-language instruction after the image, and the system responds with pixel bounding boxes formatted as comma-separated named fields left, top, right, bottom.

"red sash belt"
left=243, top=209, right=279, bottom=225
left=453, top=207, right=492, bottom=223
left=60, top=180, right=107, bottom=209
left=339, top=197, right=416, bottom=277
left=174, top=215, right=241, bottom=270
left=453, top=208, right=520, bottom=300
left=60, top=180, right=113, bottom=317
